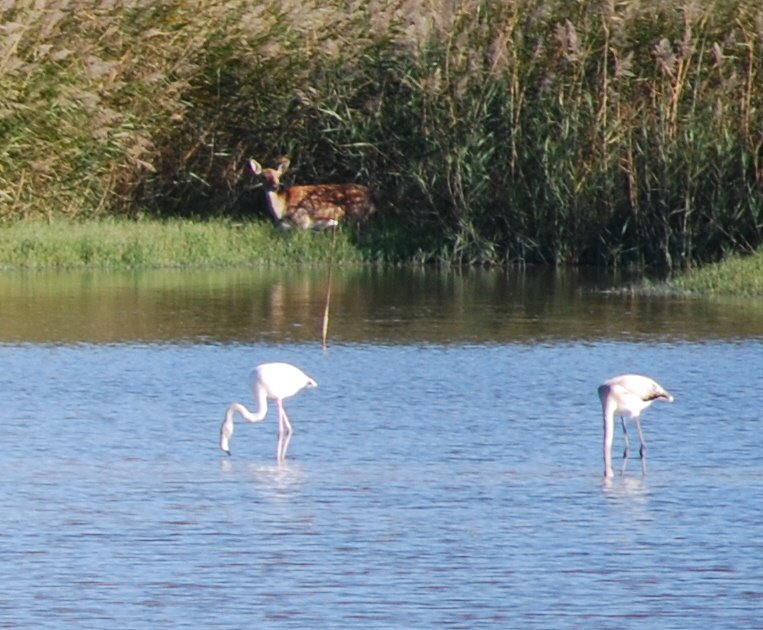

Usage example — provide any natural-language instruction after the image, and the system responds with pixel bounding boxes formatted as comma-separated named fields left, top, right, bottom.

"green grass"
left=654, top=250, right=763, bottom=296
left=0, top=219, right=366, bottom=270
left=2, top=217, right=763, bottom=300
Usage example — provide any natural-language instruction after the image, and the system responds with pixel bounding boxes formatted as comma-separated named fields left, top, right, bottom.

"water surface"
left=0, top=267, right=761, bottom=627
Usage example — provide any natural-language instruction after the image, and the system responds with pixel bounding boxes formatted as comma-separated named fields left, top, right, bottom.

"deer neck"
left=264, top=188, right=289, bottom=220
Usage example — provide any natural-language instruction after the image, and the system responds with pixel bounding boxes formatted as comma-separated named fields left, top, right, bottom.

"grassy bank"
left=0, top=219, right=368, bottom=269
left=3, top=217, right=763, bottom=301
left=654, top=250, right=763, bottom=296
left=2, top=1, right=763, bottom=267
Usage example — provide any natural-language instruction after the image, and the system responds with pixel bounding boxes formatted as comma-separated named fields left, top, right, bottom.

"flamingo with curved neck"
left=598, top=374, right=673, bottom=478
left=220, top=362, right=317, bottom=460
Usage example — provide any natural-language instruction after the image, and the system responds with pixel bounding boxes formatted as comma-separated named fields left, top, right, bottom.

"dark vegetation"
left=1, top=0, right=762, bottom=268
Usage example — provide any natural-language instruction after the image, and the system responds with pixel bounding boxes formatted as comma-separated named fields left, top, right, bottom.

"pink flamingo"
left=220, top=362, right=316, bottom=460
left=598, top=374, right=674, bottom=478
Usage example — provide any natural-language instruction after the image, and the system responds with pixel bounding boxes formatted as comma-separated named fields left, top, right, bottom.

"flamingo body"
left=598, top=374, right=673, bottom=478
left=220, top=362, right=317, bottom=460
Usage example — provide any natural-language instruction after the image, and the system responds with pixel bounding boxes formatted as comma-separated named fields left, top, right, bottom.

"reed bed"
left=1, top=0, right=762, bottom=268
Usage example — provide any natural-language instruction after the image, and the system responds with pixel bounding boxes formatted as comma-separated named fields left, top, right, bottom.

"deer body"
left=250, top=158, right=375, bottom=230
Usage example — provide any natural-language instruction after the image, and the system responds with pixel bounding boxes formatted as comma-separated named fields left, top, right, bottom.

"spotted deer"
left=249, top=158, right=375, bottom=230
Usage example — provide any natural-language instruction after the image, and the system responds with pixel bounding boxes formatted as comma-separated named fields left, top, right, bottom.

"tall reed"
left=1, top=0, right=762, bottom=268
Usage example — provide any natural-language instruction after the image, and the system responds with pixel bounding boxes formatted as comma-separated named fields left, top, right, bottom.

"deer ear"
left=249, top=159, right=262, bottom=175
left=277, top=157, right=290, bottom=174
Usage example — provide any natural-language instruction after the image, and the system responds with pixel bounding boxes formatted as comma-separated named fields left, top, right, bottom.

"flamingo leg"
left=276, top=401, right=284, bottom=460
left=620, top=416, right=630, bottom=460
left=633, top=416, right=647, bottom=458
left=633, top=416, right=647, bottom=476
left=620, top=416, right=631, bottom=475
left=279, top=403, right=293, bottom=461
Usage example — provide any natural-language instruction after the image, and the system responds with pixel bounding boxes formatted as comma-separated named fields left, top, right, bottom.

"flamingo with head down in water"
left=598, top=374, right=673, bottom=478
left=220, top=362, right=316, bottom=461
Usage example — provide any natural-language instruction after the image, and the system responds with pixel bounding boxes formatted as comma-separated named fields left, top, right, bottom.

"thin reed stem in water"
left=322, top=225, right=338, bottom=349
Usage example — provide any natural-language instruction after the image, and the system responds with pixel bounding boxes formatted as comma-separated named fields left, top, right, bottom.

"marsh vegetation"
left=1, top=0, right=762, bottom=270
left=0, top=219, right=370, bottom=269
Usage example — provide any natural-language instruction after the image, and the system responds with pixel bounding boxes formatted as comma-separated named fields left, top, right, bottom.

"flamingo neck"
left=603, top=408, right=615, bottom=478
left=220, top=386, right=272, bottom=454
left=227, top=401, right=266, bottom=424
left=599, top=388, right=616, bottom=478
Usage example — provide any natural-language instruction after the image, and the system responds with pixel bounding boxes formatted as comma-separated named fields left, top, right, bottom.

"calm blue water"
left=0, top=269, right=761, bottom=628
